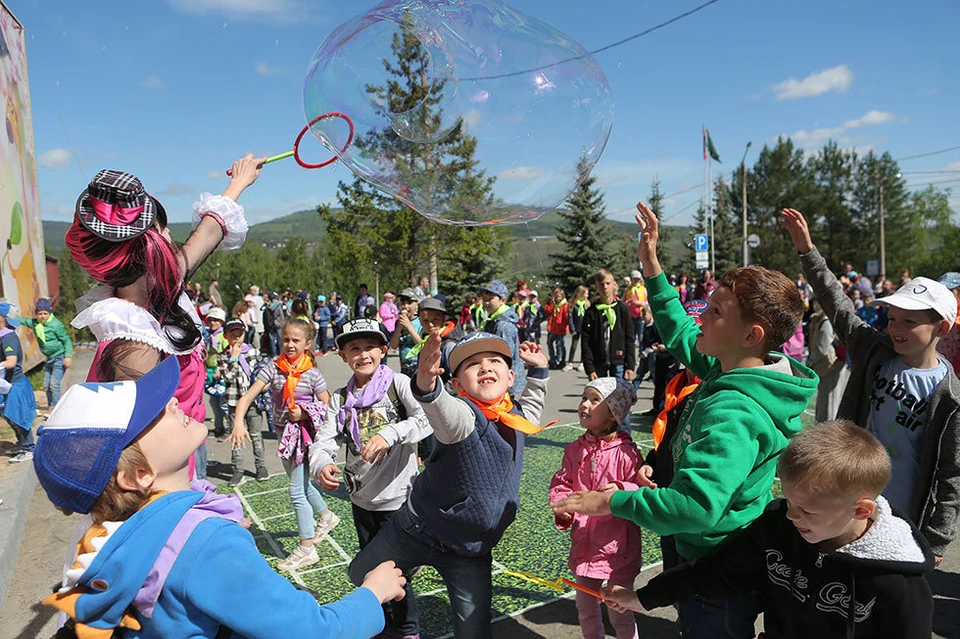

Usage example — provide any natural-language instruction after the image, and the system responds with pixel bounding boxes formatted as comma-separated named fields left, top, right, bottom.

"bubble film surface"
left=304, top=0, right=614, bottom=226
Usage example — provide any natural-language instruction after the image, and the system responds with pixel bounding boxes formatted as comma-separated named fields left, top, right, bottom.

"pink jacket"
left=549, top=431, right=643, bottom=580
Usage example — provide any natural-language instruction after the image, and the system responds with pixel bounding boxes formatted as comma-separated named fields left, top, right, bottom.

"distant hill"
left=43, top=209, right=691, bottom=268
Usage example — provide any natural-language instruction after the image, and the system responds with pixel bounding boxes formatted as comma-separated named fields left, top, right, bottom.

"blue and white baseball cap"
left=0, top=301, right=21, bottom=327
left=33, top=355, right=180, bottom=514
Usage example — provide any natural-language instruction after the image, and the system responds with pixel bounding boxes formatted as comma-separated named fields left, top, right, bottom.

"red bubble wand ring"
left=226, top=111, right=355, bottom=176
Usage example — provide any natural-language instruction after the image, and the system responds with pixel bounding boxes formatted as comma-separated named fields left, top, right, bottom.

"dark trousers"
left=351, top=503, right=420, bottom=637
left=661, top=537, right=762, bottom=639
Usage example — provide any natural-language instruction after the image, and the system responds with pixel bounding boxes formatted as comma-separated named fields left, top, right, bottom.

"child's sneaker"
left=9, top=451, right=33, bottom=463
left=313, top=511, right=341, bottom=543
left=256, top=466, right=269, bottom=482
left=228, top=469, right=244, bottom=487
left=277, top=546, right=319, bottom=572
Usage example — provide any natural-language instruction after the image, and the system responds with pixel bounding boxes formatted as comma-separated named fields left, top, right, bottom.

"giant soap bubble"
left=303, top=0, right=614, bottom=226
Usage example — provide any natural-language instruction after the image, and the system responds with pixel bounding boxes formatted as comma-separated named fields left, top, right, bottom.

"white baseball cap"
left=871, top=277, right=957, bottom=324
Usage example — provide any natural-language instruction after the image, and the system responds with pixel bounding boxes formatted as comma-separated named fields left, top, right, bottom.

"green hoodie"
left=20, top=315, right=73, bottom=359
left=610, top=272, right=818, bottom=559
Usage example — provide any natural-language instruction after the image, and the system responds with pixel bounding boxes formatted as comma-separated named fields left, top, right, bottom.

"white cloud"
left=140, top=74, right=163, bottom=89
left=772, top=65, right=853, bottom=100
left=461, top=108, right=482, bottom=129
left=497, top=166, right=544, bottom=180
left=158, top=183, right=194, bottom=196
left=594, top=160, right=700, bottom=188
left=38, top=148, right=72, bottom=170
left=208, top=170, right=225, bottom=179
left=782, top=109, right=896, bottom=149
left=944, top=161, right=960, bottom=172
left=256, top=62, right=282, bottom=76
left=166, top=0, right=304, bottom=21
left=41, top=203, right=74, bottom=218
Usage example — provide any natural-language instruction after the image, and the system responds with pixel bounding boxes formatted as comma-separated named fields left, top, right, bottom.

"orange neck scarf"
left=275, top=352, right=313, bottom=410
left=458, top=391, right=555, bottom=435
left=652, top=372, right=700, bottom=448
left=42, top=493, right=168, bottom=638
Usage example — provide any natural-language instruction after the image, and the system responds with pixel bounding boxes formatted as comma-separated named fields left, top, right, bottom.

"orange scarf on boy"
left=274, top=353, right=313, bottom=410
left=458, top=391, right=556, bottom=435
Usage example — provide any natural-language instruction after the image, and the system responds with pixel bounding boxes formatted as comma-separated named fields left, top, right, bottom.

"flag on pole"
left=706, top=128, right=721, bottom=163
left=702, top=125, right=707, bottom=161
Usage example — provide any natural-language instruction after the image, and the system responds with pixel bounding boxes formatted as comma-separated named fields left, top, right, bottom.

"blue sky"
left=10, top=0, right=960, bottom=229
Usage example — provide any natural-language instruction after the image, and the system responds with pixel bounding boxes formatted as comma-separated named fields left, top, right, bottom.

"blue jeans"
left=210, top=393, right=227, bottom=437
left=663, top=541, right=762, bottom=639
left=281, top=457, right=329, bottom=541
left=348, top=503, right=495, bottom=639
left=547, top=333, right=566, bottom=366
left=194, top=443, right=208, bottom=480
left=268, top=329, right=282, bottom=357
left=44, top=355, right=66, bottom=408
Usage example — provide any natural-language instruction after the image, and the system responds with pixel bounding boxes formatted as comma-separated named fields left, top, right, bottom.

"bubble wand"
left=500, top=569, right=603, bottom=601
left=226, top=111, right=355, bottom=176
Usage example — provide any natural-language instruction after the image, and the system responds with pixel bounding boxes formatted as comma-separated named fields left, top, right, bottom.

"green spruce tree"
left=548, top=157, right=617, bottom=291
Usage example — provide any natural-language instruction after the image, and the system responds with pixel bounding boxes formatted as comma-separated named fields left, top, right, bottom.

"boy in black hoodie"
left=604, top=420, right=935, bottom=639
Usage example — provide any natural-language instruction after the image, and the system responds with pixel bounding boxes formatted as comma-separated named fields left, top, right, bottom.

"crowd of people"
left=1, top=160, right=957, bottom=639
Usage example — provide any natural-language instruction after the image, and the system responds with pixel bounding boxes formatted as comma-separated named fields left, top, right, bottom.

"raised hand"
left=518, top=341, right=549, bottom=368
left=635, top=201, right=662, bottom=277
left=780, top=208, right=815, bottom=253
left=415, top=331, right=444, bottom=394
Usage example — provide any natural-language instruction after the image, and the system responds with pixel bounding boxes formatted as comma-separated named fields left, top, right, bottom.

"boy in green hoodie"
left=553, top=201, right=818, bottom=639
left=20, top=298, right=73, bottom=411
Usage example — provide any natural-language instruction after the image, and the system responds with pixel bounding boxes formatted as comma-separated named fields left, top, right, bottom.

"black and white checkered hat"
left=75, top=170, right=158, bottom=241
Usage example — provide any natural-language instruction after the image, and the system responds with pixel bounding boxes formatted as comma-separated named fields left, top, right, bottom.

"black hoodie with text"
left=638, top=496, right=934, bottom=639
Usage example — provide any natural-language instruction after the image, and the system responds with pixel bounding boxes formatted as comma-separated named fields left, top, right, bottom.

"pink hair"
left=66, top=218, right=199, bottom=350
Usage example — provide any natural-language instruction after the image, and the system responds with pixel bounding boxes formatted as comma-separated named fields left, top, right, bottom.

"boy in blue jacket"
left=33, top=355, right=406, bottom=639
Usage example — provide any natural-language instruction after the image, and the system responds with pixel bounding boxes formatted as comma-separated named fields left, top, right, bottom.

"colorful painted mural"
left=0, top=2, right=47, bottom=370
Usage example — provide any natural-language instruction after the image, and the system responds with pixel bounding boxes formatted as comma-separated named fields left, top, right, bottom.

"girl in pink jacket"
left=549, top=377, right=642, bottom=639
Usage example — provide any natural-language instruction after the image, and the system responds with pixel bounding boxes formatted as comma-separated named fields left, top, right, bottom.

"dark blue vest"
left=410, top=399, right=526, bottom=556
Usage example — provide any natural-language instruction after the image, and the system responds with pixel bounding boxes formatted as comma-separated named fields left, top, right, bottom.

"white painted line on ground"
left=233, top=487, right=308, bottom=589
left=237, top=485, right=288, bottom=497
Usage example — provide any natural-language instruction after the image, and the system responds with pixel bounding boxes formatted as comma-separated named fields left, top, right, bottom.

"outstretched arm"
left=181, top=154, right=265, bottom=278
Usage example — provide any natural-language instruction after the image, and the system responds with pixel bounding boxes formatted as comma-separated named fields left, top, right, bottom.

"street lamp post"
left=741, top=142, right=752, bottom=267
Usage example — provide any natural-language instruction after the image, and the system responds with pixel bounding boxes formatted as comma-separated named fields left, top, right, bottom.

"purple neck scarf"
left=337, top=364, right=395, bottom=447
left=132, top=481, right=245, bottom=618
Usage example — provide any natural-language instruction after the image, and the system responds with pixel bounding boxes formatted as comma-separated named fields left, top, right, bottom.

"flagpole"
left=702, top=125, right=708, bottom=236
left=708, top=156, right=715, bottom=273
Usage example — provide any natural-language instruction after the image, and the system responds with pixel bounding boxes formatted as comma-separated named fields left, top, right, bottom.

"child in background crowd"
left=231, top=318, right=339, bottom=571
left=379, top=292, right=400, bottom=341
left=347, top=331, right=549, bottom=638
left=554, top=202, right=817, bottom=638
left=582, top=269, right=635, bottom=385
left=34, top=356, right=407, bottom=638
left=550, top=377, right=642, bottom=639
left=390, top=288, right=423, bottom=377
left=312, top=319, right=432, bottom=638
left=313, top=295, right=332, bottom=355
left=565, top=285, right=590, bottom=372
left=783, top=207, right=960, bottom=564
left=606, top=421, right=935, bottom=639
left=1, top=302, right=37, bottom=463
left=20, top=297, right=73, bottom=413
left=219, top=318, right=268, bottom=486
left=203, top=307, right=229, bottom=439
left=544, top=287, right=570, bottom=370
left=480, top=280, right=526, bottom=397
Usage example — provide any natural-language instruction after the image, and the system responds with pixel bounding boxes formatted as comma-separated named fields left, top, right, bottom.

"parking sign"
left=694, top=234, right=709, bottom=252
